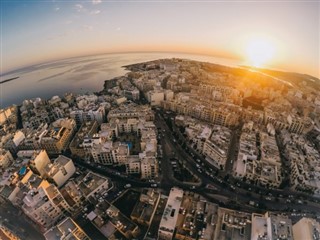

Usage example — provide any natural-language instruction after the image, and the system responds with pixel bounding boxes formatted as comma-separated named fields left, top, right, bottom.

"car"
left=124, top=184, right=132, bottom=188
left=151, top=184, right=157, bottom=188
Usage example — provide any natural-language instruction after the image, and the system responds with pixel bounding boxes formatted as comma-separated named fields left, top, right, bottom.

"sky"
left=1, top=0, right=319, bottom=77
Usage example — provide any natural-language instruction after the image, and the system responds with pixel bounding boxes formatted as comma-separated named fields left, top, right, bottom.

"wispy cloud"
left=83, top=25, right=93, bottom=31
left=54, top=7, right=60, bottom=11
left=90, top=10, right=101, bottom=15
left=92, top=0, right=102, bottom=5
left=74, top=4, right=85, bottom=13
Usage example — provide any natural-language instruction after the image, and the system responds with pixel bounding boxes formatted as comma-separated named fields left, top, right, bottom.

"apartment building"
left=40, top=118, right=76, bottom=155
left=69, top=121, right=98, bottom=158
left=292, top=217, right=320, bottom=240
left=44, top=217, right=90, bottom=240
left=0, top=149, right=14, bottom=169
left=44, top=155, right=76, bottom=188
left=251, top=212, right=293, bottom=240
left=158, top=188, right=184, bottom=240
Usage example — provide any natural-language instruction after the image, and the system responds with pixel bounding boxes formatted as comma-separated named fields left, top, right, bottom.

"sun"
left=245, top=37, right=275, bottom=68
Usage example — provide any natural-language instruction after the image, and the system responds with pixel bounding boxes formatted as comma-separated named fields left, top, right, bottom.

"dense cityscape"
left=0, top=58, right=319, bottom=239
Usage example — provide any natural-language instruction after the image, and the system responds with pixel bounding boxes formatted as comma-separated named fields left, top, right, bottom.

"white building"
left=158, top=188, right=184, bottom=240
left=251, top=212, right=293, bottom=240
left=70, top=106, right=105, bottom=125
left=45, top=155, right=76, bottom=188
left=22, top=183, right=70, bottom=230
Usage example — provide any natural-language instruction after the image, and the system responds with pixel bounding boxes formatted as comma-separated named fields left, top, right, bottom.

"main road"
left=74, top=109, right=320, bottom=218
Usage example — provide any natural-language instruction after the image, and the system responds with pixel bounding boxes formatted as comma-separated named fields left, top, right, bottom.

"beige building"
left=140, top=156, right=158, bottom=179
left=29, top=150, right=51, bottom=177
left=0, top=149, right=14, bottom=169
left=40, top=118, right=76, bottom=155
left=91, top=141, right=129, bottom=166
left=292, top=217, right=320, bottom=240
left=78, top=172, right=109, bottom=199
left=126, top=156, right=141, bottom=175
left=69, top=121, right=98, bottom=158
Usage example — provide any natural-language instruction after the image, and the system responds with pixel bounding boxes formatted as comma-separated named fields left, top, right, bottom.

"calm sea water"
left=0, top=52, right=240, bottom=108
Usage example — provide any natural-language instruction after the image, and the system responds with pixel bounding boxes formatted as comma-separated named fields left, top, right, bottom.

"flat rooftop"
left=159, top=188, right=184, bottom=233
left=78, top=172, right=108, bottom=196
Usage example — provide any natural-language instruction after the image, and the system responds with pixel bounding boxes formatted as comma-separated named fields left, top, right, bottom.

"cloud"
left=90, top=10, right=101, bottom=15
left=83, top=25, right=93, bottom=31
left=54, top=7, right=60, bottom=11
left=74, top=4, right=85, bottom=12
left=92, top=0, right=102, bottom=4
left=64, top=20, right=73, bottom=25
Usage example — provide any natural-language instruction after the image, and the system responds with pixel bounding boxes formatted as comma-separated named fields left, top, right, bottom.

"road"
left=153, top=109, right=320, bottom=216
left=72, top=109, right=320, bottom=218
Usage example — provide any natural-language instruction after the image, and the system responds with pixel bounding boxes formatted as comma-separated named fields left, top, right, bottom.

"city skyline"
left=1, top=1, right=319, bottom=77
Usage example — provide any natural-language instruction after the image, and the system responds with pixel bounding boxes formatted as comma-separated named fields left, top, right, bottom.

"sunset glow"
left=245, top=37, right=275, bottom=68
left=1, top=1, right=319, bottom=77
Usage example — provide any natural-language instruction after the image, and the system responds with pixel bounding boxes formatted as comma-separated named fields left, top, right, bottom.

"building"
left=292, top=217, right=320, bottom=240
left=44, top=217, right=90, bottom=240
left=0, top=149, right=14, bottom=169
left=69, top=121, right=98, bottom=158
left=233, top=123, right=283, bottom=188
left=78, top=172, right=109, bottom=199
left=202, top=125, right=231, bottom=170
left=280, top=130, right=320, bottom=195
left=140, top=156, right=158, bottom=179
left=287, top=114, right=305, bottom=134
left=22, top=183, right=68, bottom=231
left=107, top=102, right=154, bottom=121
left=59, top=180, right=83, bottom=211
left=29, top=150, right=51, bottom=177
left=131, top=189, right=160, bottom=226
left=146, top=90, right=165, bottom=106
left=251, top=212, right=293, bottom=240
left=214, top=208, right=252, bottom=240
left=158, top=188, right=184, bottom=240
left=40, top=118, right=76, bottom=155
left=126, top=156, right=141, bottom=175
left=44, top=155, right=76, bottom=188
left=91, top=141, right=129, bottom=166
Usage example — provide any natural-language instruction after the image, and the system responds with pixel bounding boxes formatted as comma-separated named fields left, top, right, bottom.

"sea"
left=0, top=52, right=240, bottom=108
